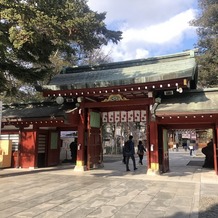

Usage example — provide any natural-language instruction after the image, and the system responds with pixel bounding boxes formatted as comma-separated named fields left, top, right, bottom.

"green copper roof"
left=42, top=50, right=197, bottom=91
left=1, top=102, right=75, bottom=121
left=156, top=89, right=218, bottom=116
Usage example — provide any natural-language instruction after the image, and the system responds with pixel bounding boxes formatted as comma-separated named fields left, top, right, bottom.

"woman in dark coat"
left=202, top=139, right=214, bottom=168
left=137, top=140, right=146, bottom=165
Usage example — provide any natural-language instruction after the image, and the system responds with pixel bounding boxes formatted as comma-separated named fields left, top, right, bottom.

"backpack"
left=124, top=140, right=131, bottom=154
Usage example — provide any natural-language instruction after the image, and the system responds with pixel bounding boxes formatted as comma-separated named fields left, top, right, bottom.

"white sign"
left=60, top=131, right=77, bottom=138
left=182, top=133, right=190, bottom=139
left=0, top=101, right=2, bottom=134
left=102, top=110, right=147, bottom=123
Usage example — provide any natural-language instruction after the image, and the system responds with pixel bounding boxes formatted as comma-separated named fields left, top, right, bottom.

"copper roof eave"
left=42, top=71, right=194, bottom=91
left=2, top=118, right=66, bottom=127
left=156, top=111, right=218, bottom=117
left=1, top=115, right=65, bottom=122
left=42, top=78, right=190, bottom=98
left=41, top=50, right=197, bottom=98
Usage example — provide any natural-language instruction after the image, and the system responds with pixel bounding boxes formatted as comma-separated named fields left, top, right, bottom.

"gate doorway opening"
left=159, top=127, right=215, bottom=174
left=100, top=110, right=148, bottom=171
left=102, top=122, right=147, bottom=155
left=101, top=110, right=147, bottom=156
left=60, top=131, right=78, bottom=164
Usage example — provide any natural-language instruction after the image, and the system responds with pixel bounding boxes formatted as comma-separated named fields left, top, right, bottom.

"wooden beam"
left=83, top=98, right=153, bottom=109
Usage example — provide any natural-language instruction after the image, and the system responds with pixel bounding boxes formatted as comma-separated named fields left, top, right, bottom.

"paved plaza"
left=0, top=149, right=218, bottom=218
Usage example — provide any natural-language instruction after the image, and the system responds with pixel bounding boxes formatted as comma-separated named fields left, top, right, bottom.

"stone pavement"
left=0, top=149, right=218, bottom=218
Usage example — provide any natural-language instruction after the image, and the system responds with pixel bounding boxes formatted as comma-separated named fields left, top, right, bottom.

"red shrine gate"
left=2, top=50, right=218, bottom=175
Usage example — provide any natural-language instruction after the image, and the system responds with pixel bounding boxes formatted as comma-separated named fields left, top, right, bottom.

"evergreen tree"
left=191, top=0, right=218, bottom=87
left=0, top=0, right=122, bottom=98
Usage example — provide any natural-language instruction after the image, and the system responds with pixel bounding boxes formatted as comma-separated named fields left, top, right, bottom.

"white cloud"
left=125, top=9, right=195, bottom=44
left=87, top=0, right=198, bottom=61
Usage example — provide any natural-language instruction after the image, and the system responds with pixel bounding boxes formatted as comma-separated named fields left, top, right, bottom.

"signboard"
left=90, top=112, right=100, bottom=128
left=0, top=101, right=2, bottom=134
left=50, top=132, right=58, bottom=149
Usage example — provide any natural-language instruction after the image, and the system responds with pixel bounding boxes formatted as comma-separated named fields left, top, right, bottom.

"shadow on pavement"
left=0, top=164, right=75, bottom=178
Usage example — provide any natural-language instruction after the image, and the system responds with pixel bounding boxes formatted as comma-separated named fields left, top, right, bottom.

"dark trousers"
left=123, top=155, right=126, bottom=164
left=138, top=154, right=143, bottom=164
left=126, top=155, right=136, bottom=170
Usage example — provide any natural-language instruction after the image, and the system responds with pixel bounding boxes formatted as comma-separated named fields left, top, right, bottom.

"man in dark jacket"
left=124, top=135, right=137, bottom=171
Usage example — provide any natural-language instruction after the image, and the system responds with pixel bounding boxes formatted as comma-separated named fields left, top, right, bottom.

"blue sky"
left=87, top=0, right=199, bottom=62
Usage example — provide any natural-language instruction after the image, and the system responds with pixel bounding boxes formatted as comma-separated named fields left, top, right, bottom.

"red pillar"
left=20, top=130, right=36, bottom=168
left=147, top=121, right=160, bottom=174
left=74, top=105, right=87, bottom=171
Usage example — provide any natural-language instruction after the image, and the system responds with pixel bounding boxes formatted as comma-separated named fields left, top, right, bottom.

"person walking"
left=124, top=135, right=137, bottom=171
left=69, top=138, right=77, bottom=163
left=188, top=140, right=194, bottom=156
left=193, top=140, right=198, bottom=156
left=202, top=139, right=214, bottom=168
left=122, top=144, right=126, bottom=164
left=137, top=140, right=146, bottom=165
